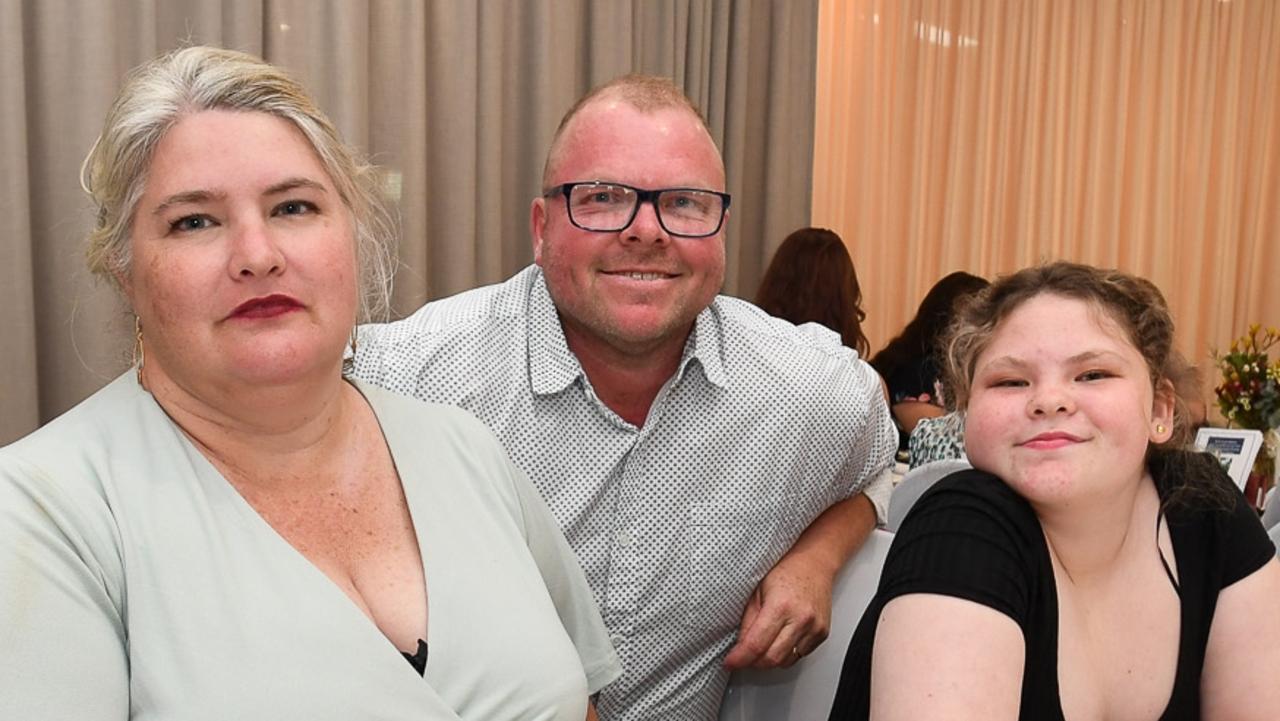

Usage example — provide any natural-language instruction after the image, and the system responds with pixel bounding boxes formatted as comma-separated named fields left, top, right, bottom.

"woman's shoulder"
left=353, top=378, right=523, bottom=496
left=915, top=468, right=1039, bottom=526
left=1, top=373, right=160, bottom=493
left=1151, top=449, right=1275, bottom=587
left=899, top=468, right=1049, bottom=582
left=884, top=468, right=1050, bottom=628
left=353, top=378, right=499, bottom=444
left=0, top=376, right=142, bottom=584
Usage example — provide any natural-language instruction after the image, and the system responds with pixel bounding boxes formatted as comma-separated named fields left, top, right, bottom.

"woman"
left=870, top=271, right=989, bottom=444
left=830, top=262, right=1280, bottom=720
left=756, top=227, right=871, bottom=357
left=0, top=47, right=618, bottom=720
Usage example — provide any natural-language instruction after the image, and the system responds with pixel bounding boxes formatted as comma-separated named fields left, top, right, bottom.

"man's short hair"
left=541, top=74, right=717, bottom=187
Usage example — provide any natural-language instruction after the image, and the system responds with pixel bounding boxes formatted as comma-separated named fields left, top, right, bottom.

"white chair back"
left=717, top=528, right=894, bottom=721
left=885, top=458, right=972, bottom=532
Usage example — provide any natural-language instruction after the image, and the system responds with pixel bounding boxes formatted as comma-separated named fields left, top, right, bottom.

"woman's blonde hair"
left=82, top=45, right=396, bottom=322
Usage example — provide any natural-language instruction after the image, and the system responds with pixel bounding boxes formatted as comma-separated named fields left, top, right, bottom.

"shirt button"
left=615, top=529, right=634, bottom=547
left=609, top=634, right=625, bottom=648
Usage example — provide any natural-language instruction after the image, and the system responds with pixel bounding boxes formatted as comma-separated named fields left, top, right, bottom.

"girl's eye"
left=988, top=378, right=1027, bottom=388
left=1077, top=369, right=1113, bottom=382
left=275, top=200, right=317, bottom=216
left=169, top=215, right=214, bottom=233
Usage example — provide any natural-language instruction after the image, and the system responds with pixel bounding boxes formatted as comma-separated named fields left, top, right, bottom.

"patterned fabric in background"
left=908, top=411, right=967, bottom=469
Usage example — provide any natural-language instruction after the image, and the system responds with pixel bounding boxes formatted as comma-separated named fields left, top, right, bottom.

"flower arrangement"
left=1213, top=324, right=1280, bottom=431
left=1213, top=324, right=1280, bottom=507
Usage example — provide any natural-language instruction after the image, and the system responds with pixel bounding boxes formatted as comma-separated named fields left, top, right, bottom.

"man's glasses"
left=544, top=181, right=731, bottom=238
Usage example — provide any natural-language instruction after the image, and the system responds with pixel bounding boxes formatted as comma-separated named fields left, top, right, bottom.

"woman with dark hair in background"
left=870, top=271, right=990, bottom=446
left=756, top=227, right=871, bottom=358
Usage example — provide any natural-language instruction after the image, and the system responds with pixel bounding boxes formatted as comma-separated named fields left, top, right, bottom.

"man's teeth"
left=622, top=272, right=665, bottom=280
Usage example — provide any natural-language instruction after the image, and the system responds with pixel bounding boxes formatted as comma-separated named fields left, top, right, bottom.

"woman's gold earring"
left=1156, top=423, right=1166, bottom=435
left=133, top=316, right=146, bottom=387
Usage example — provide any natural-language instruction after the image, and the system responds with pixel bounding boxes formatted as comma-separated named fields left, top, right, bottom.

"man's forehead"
left=569, top=96, right=706, bottom=139
left=550, top=97, right=725, bottom=184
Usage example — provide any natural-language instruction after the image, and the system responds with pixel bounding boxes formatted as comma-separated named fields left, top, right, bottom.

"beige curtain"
left=813, top=0, right=1280, bottom=403
left=0, top=0, right=818, bottom=445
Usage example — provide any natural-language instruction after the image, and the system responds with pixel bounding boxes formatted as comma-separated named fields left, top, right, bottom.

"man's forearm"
left=781, top=492, right=876, bottom=577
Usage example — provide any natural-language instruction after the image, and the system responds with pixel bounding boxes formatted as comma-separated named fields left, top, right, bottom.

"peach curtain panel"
left=812, top=0, right=1279, bottom=390
left=0, top=0, right=818, bottom=445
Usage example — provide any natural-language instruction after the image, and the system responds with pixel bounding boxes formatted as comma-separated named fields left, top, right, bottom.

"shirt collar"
left=525, top=268, right=728, bottom=396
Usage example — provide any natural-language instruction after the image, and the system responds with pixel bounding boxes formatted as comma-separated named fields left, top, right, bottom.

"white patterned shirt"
left=353, top=266, right=896, bottom=721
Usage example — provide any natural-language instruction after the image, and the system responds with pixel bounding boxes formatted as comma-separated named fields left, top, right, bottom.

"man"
left=354, top=75, right=896, bottom=720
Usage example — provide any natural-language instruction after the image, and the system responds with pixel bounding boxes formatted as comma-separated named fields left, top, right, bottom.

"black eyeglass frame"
left=543, top=181, right=732, bottom=238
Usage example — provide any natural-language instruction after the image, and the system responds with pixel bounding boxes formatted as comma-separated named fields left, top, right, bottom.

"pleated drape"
left=0, top=0, right=818, bottom=444
left=813, top=0, right=1279, bottom=401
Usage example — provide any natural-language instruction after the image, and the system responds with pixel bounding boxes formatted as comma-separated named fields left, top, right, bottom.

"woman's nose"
left=228, top=221, right=286, bottom=278
left=1027, top=383, right=1074, bottom=416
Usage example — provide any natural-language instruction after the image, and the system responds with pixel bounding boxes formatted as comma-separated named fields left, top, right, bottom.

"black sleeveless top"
left=401, top=639, right=428, bottom=676
left=829, top=453, right=1275, bottom=720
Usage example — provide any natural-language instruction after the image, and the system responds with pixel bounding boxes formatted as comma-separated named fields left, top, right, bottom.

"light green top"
left=0, top=373, right=619, bottom=720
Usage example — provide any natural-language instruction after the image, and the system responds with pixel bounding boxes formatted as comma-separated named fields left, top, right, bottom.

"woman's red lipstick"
left=229, top=294, right=303, bottom=320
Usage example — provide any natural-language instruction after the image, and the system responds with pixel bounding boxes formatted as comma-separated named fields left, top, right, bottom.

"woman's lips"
left=229, top=294, right=303, bottom=319
left=1019, top=431, right=1084, bottom=450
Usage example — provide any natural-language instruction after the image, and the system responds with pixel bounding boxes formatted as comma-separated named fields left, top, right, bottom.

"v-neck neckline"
left=172, top=378, right=436, bottom=672
left=1038, top=491, right=1187, bottom=721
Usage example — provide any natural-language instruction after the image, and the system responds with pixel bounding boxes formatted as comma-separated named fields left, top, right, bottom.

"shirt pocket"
left=681, top=494, right=801, bottom=631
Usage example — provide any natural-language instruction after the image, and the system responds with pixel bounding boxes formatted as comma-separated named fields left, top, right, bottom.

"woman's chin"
left=229, top=355, right=341, bottom=388
left=165, top=350, right=342, bottom=393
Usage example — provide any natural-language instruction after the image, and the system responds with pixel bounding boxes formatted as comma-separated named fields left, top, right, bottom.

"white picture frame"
left=1194, top=428, right=1264, bottom=491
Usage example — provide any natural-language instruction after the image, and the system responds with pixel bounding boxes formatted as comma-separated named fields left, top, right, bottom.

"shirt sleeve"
left=860, top=465, right=894, bottom=526
left=0, top=455, right=129, bottom=720
left=508, top=462, right=623, bottom=694
left=877, top=471, right=1041, bottom=631
left=836, top=358, right=898, bottom=510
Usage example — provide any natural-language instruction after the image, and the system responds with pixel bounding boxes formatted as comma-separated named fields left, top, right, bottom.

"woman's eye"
left=169, top=215, right=214, bottom=233
left=275, top=200, right=317, bottom=216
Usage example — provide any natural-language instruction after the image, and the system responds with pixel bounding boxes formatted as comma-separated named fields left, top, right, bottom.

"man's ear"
left=530, top=196, right=547, bottom=266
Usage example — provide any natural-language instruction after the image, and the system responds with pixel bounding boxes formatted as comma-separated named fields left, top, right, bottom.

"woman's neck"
left=142, top=361, right=357, bottom=488
left=1035, top=473, right=1161, bottom=590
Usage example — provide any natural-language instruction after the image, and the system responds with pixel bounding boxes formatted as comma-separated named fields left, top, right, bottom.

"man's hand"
left=722, top=550, right=835, bottom=670
left=722, top=493, right=877, bottom=670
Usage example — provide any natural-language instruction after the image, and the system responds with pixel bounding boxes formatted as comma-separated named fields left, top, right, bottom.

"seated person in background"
left=755, top=226, right=872, bottom=359
left=907, top=410, right=967, bottom=468
left=870, top=271, right=989, bottom=449
left=829, top=261, right=1280, bottom=721
left=0, top=46, right=618, bottom=721
left=354, top=74, right=897, bottom=720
